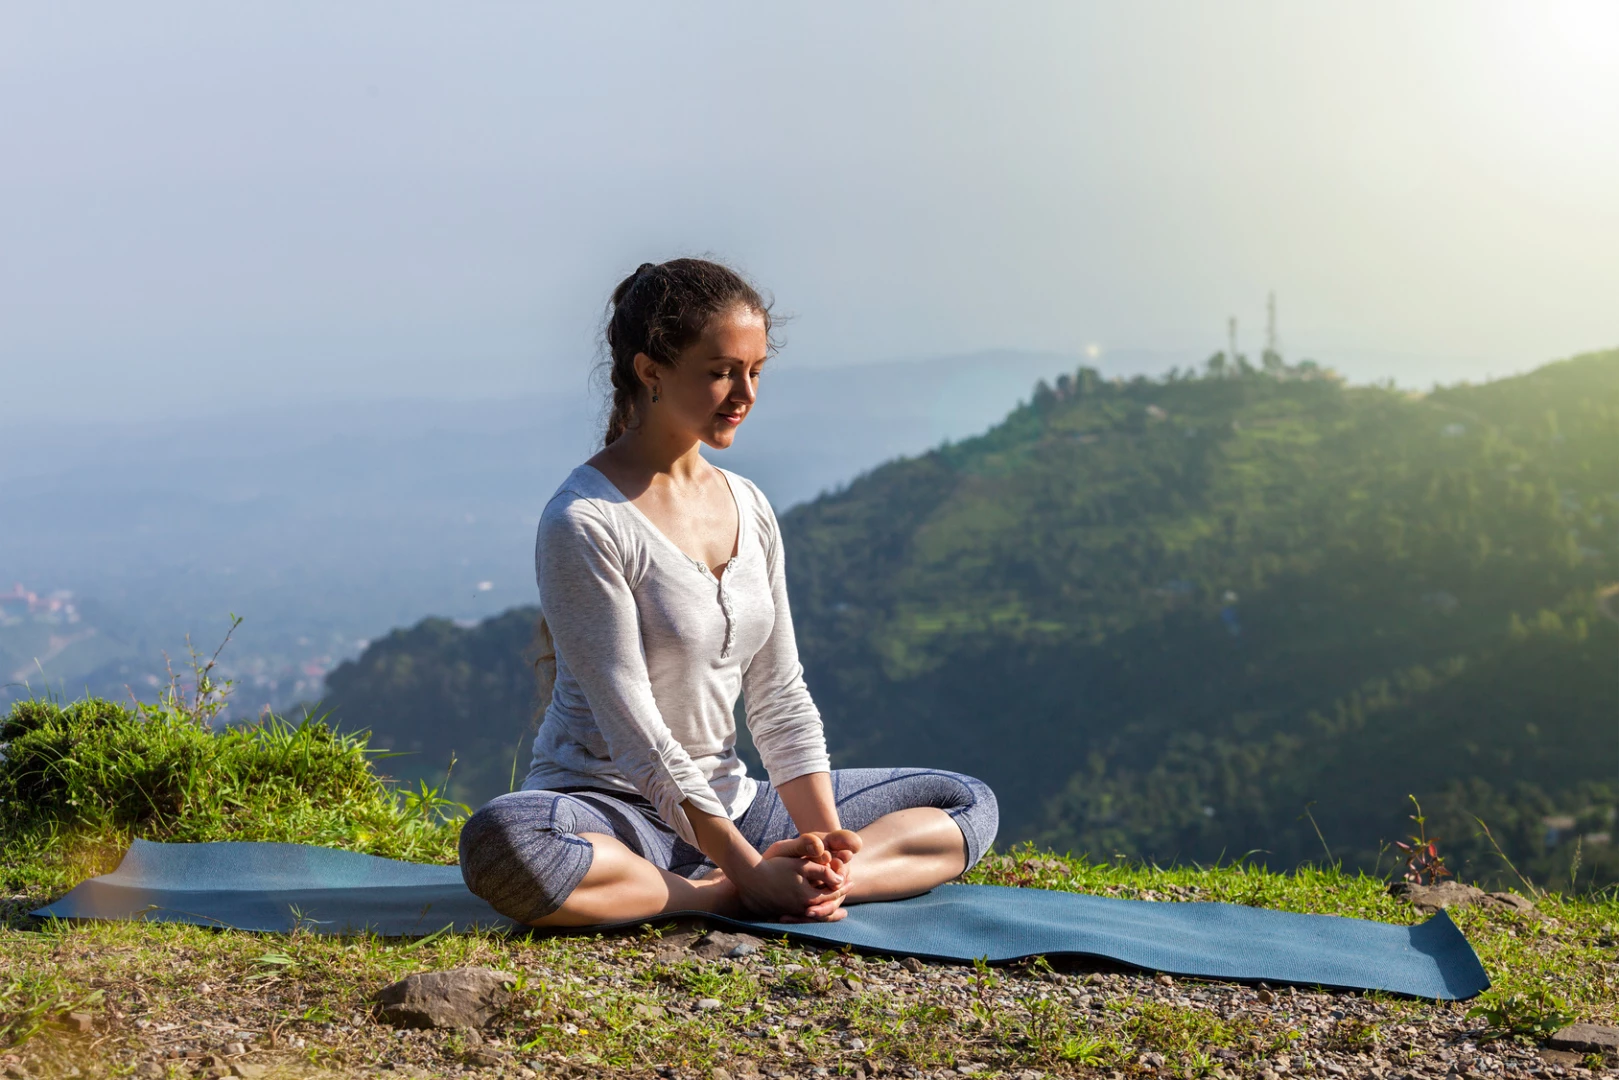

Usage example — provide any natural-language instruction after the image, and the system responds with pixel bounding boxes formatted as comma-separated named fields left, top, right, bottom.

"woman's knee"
left=839, top=767, right=999, bottom=872
left=458, top=790, right=598, bottom=924
left=936, top=770, right=999, bottom=873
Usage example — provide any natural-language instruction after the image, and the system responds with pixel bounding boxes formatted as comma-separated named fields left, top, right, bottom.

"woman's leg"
left=458, top=789, right=736, bottom=927
left=736, top=768, right=999, bottom=906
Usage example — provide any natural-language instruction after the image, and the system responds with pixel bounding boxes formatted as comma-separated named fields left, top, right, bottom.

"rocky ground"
left=0, top=911, right=1611, bottom=1080
left=5, top=850, right=1618, bottom=1080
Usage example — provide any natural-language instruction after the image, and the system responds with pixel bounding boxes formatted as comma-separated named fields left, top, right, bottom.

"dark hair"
left=599, top=257, right=776, bottom=447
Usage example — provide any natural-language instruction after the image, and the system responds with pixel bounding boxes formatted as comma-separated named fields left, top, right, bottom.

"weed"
left=1329, top=1016, right=1381, bottom=1051
left=0, top=971, right=103, bottom=1048
left=140, top=613, right=244, bottom=728
left=1394, top=795, right=1452, bottom=885
left=1467, top=989, right=1578, bottom=1042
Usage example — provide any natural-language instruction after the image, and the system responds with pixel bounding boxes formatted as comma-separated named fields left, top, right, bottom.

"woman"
left=459, top=257, right=998, bottom=927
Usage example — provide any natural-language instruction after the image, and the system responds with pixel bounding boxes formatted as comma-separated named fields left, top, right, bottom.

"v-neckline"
left=580, top=462, right=744, bottom=581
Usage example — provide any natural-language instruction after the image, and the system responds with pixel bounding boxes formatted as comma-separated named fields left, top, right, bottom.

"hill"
left=315, top=349, right=1619, bottom=888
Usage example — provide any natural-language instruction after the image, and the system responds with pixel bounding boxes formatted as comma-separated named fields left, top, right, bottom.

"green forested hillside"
left=782, top=349, right=1618, bottom=886
left=316, top=349, right=1619, bottom=888
left=316, top=607, right=543, bottom=809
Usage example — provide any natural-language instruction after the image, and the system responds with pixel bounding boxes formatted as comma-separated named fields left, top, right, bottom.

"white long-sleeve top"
left=522, top=462, right=832, bottom=847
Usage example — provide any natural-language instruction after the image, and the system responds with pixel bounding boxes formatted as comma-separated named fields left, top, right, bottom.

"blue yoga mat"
left=32, top=840, right=1489, bottom=1000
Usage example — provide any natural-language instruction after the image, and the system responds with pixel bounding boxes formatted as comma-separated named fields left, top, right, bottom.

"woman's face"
left=644, top=304, right=769, bottom=450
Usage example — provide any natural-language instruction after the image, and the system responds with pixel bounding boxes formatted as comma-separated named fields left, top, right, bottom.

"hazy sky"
left=4, top=2, right=1617, bottom=423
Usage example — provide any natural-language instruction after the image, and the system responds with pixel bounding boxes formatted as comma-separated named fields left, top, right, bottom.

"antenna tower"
left=1266, top=291, right=1278, bottom=358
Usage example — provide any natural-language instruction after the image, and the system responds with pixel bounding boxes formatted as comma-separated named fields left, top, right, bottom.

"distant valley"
left=1, top=348, right=1107, bottom=712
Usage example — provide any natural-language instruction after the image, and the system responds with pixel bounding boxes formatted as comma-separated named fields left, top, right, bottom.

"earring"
left=651, top=388, right=660, bottom=403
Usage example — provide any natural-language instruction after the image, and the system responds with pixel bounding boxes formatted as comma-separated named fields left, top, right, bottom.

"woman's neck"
left=599, top=429, right=710, bottom=486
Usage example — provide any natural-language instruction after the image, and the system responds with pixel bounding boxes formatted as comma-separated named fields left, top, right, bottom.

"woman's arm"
left=775, top=771, right=840, bottom=834
left=537, top=497, right=733, bottom=847
left=739, top=493, right=834, bottom=803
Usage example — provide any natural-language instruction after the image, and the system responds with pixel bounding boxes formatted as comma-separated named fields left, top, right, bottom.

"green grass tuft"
left=0, top=697, right=463, bottom=895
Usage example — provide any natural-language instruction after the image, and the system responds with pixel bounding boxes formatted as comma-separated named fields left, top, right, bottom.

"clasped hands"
left=711, top=829, right=863, bottom=922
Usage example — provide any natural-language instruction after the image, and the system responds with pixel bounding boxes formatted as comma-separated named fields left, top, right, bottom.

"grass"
left=0, top=697, right=462, bottom=897
left=2, top=696, right=1616, bottom=1078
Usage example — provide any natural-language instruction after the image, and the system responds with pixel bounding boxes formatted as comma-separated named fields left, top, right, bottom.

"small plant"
left=1329, top=1016, right=1381, bottom=1051
left=397, top=775, right=472, bottom=827
left=1394, top=795, right=1453, bottom=885
left=248, top=951, right=298, bottom=980
left=1473, top=815, right=1543, bottom=898
left=968, top=955, right=1002, bottom=1029
left=140, top=614, right=245, bottom=728
left=1467, top=989, right=1578, bottom=1043
left=0, top=974, right=103, bottom=1048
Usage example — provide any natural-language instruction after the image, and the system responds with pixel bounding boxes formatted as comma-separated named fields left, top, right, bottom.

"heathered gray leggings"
left=458, top=767, right=999, bottom=925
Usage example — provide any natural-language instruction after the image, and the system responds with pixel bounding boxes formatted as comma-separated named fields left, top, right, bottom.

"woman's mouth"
left=718, top=412, right=744, bottom=426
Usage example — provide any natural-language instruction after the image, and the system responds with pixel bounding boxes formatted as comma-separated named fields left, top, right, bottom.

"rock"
left=956, top=1065, right=986, bottom=1076
left=712, top=1069, right=734, bottom=1080
left=222, top=1042, right=245, bottom=1057
left=1538, top=1047, right=1586, bottom=1067
left=1547, top=1023, right=1619, bottom=1052
left=696, top=998, right=723, bottom=1010
left=59, top=1012, right=94, bottom=1034
left=1155, top=974, right=1174, bottom=986
left=135, top=1065, right=163, bottom=1080
left=632, top=1003, right=668, bottom=1019
left=374, top=967, right=517, bottom=1029
left=652, top=930, right=704, bottom=964
left=1391, top=881, right=1540, bottom=918
left=464, top=1048, right=510, bottom=1068
left=691, top=931, right=766, bottom=960
left=230, top=1067, right=269, bottom=1080
left=1256, top=988, right=1276, bottom=1004
left=1486, top=891, right=1538, bottom=914
left=900, top=957, right=925, bottom=973
left=1388, top=881, right=1489, bottom=913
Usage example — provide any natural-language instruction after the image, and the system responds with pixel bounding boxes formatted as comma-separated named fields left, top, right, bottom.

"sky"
left=3, top=2, right=1618, bottom=424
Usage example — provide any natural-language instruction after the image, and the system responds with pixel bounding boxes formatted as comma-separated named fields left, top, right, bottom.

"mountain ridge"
left=315, top=347, right=1619, bottom=886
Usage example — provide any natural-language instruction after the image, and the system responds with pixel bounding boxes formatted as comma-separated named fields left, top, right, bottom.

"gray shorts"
left=458, top=766, right=999, bottom=924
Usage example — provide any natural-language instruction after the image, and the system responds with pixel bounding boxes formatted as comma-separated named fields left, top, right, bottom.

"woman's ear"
left=633, top=351, right=660, bottom=395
